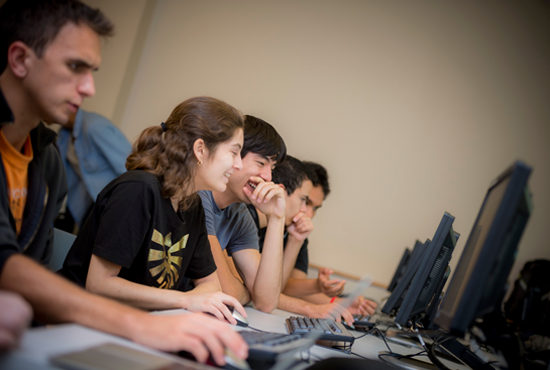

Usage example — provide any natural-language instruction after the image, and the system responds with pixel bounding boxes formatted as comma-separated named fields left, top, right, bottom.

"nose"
left=233, top=153, right=243, bottom=171
left=304, top=204, right=314, bottom=218
left=300, top=201, right=308, bottom=214
left=78, top=71, right=96, bottom=97
left=260, top=166, right=272, bottom=182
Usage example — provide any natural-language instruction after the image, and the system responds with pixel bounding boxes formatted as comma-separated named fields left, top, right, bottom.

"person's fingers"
left=292, top=212, right=305, bottom=223
left=200, top=330, right=227, bottom=366
left=366, top=299, right=378, bottom=308
left=0, top=330, right=16, bottom=352
left=341, top=309, right=354, bottom=326
left=210, top=321, right=248, bottom=360
left=182, top=336, right=210, bottom=364
left=252, top=181, right=277, bottom=203
left=322, top=278, right=341, bottom=287
left=226, top=298, right=247, bottom=318
left=214, top=302, right=236, bottom=325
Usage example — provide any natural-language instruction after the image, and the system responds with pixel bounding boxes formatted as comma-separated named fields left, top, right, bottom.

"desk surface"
left=1, top=287, right=472, bottom=370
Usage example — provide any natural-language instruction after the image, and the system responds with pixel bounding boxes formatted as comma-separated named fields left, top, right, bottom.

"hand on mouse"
left=133, top=313, right=248, bottom=366
left=182, top=291, right=247, bottom=325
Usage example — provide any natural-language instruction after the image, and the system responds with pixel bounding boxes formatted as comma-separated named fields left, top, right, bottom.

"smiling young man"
left=0, top=0, right=246, bottom=365
left=198, top=115, right=287, bottom=312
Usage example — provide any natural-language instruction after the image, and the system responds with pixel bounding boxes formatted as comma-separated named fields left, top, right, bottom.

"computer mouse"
left=226, top=305, right=249, bottom=327
left=222, top=348, right=250, bottom=370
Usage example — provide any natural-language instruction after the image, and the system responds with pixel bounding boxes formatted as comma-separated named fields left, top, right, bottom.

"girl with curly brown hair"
left=61, top=96, right=248, bottom=324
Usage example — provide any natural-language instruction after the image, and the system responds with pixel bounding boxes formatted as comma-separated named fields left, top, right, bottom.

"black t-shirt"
left=61, top=170, right=216, bottom=290
left=246, top=204, right=309, bottom=274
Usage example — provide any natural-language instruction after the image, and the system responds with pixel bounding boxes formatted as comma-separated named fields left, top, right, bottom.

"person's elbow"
left=252, top=295, right=279, bottom=313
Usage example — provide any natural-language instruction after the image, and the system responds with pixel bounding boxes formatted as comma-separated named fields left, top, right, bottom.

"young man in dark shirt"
left=0, top=0, right=246, bottom=364
left=248, top=158, right=377, bottom=317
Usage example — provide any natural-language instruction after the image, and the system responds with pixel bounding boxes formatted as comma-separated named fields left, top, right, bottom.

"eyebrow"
left=68, top=58, right=99, bottom=71
left=232, top=143, right=242, bottom=149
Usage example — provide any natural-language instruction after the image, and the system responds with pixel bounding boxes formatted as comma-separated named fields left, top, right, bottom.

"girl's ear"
left=193, top=138, right=207, bottom=163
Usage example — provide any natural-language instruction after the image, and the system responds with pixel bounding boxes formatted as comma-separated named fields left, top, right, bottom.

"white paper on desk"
left=269, top=275, right=374, bottom=370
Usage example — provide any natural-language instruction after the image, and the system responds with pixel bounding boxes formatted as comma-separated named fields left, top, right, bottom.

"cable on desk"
left=371, top=327, right=394, bottom=354
left=350, top=351, right=371, bottom=360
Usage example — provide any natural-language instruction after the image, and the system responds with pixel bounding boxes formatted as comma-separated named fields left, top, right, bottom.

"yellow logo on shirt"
left=148, top=230, right=188, bottom=289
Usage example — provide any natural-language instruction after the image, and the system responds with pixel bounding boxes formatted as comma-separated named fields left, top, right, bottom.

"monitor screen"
left=395, top=213, right=459, bottom=326
left=433, top=161, right=533, bottom=335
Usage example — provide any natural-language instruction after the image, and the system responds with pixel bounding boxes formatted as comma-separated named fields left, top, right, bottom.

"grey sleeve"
left=225, top=206, right=259, bottom=256
left=198, top=191, right=217, bottom=236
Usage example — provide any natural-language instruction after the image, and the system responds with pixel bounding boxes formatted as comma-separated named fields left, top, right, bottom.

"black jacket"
left=0, top=87, right=68, bottom=274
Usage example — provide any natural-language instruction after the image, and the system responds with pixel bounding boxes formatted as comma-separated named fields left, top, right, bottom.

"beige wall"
left=86, top=0, right=550, bottom=287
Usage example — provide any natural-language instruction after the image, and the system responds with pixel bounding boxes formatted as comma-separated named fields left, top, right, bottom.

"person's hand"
left=243, top=176, right=285, bottom=220
left=0, top=291, right=32, bottom=352
left=317, top=268, right=345, bottom=297
left=132, top=313, right=248, bottom=366
left=182, top=291, right=247, bottom=326
left=307, top=302, right=354, bottom=326
left=341, top=296, right=377, bottom=316
left=287, top=212, right=314, bottom=242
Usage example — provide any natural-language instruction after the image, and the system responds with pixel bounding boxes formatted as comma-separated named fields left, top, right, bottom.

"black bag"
left=504, top=259, right=550, bottom=335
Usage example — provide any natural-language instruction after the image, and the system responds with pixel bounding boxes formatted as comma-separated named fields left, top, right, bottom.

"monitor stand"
left=384, top=328, right=423, bottom=349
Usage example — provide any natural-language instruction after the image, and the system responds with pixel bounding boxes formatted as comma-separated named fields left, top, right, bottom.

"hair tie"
left=160, top=122, right=167, bottom=132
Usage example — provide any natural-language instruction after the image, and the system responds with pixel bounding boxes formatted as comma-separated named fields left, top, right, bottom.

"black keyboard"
left=284, top=316, right=355, bottom=343
left=238, top=330, right=313, bottom=361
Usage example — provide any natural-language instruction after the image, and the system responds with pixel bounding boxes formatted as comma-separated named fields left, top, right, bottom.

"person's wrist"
left=330, top=297, right=336, bottom=304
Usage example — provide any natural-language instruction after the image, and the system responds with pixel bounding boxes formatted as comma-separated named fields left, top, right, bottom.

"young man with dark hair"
left=0, top=0, right=246, bottom=364
left=303, top=161, right=330, bottom=219
left=249, top=158, right=377, bottom=318
left=199, top=115, right=287, bottom=313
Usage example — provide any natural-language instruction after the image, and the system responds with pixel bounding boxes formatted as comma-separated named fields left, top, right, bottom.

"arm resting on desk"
left=86, top=254, right=245, bottom=323
left=0, top=254, right=248, bottom=365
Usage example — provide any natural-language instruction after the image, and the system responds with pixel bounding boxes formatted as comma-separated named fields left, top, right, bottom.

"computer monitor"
left=395, top=213, right=459, bottom=327
left=381, top=240, right=429, bottom=315
left=433, top=161, right=533, bottom=336
left=421, top=266, right=451, bottom=329
left=387, top=247, right=412, bottom=293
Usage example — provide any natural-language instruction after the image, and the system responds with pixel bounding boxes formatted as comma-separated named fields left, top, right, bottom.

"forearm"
left=0, top=254, right=144, bottom=339
left=86, top=273, right=187, bottom=311
left=277, top=293, right=316, bottom=317
left=252, top=215, right=285, bottom=312
left=209, top=237, right=251, bottom=305
left=282, top=277, right=321, bottom=298
left=220, top=274, right=250, bottom=305
left=281, top=237, right=303, bottom=287
left=300, top=293, right=331, bottom=304
left=190, top=280, right=221, bottom=295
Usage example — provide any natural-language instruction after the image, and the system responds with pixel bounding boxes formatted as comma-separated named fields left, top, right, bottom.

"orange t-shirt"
left=0, top=130, right=33, bottom=235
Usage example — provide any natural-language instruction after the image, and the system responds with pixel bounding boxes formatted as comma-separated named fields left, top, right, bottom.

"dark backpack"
left=504, top=259, right=550, bottom=336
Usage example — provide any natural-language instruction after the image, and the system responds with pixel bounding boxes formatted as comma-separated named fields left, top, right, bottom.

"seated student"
left=200, top=117, right=356, bottom=324
left=56, top=108, right=132, bottom=232
left=198, top=115, right=287, bottom=313
left=61, top=97, right=247, bottom=323
left=0, top=1, right=246, bottom=364
left=248, top=157, right=377, bottom=317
